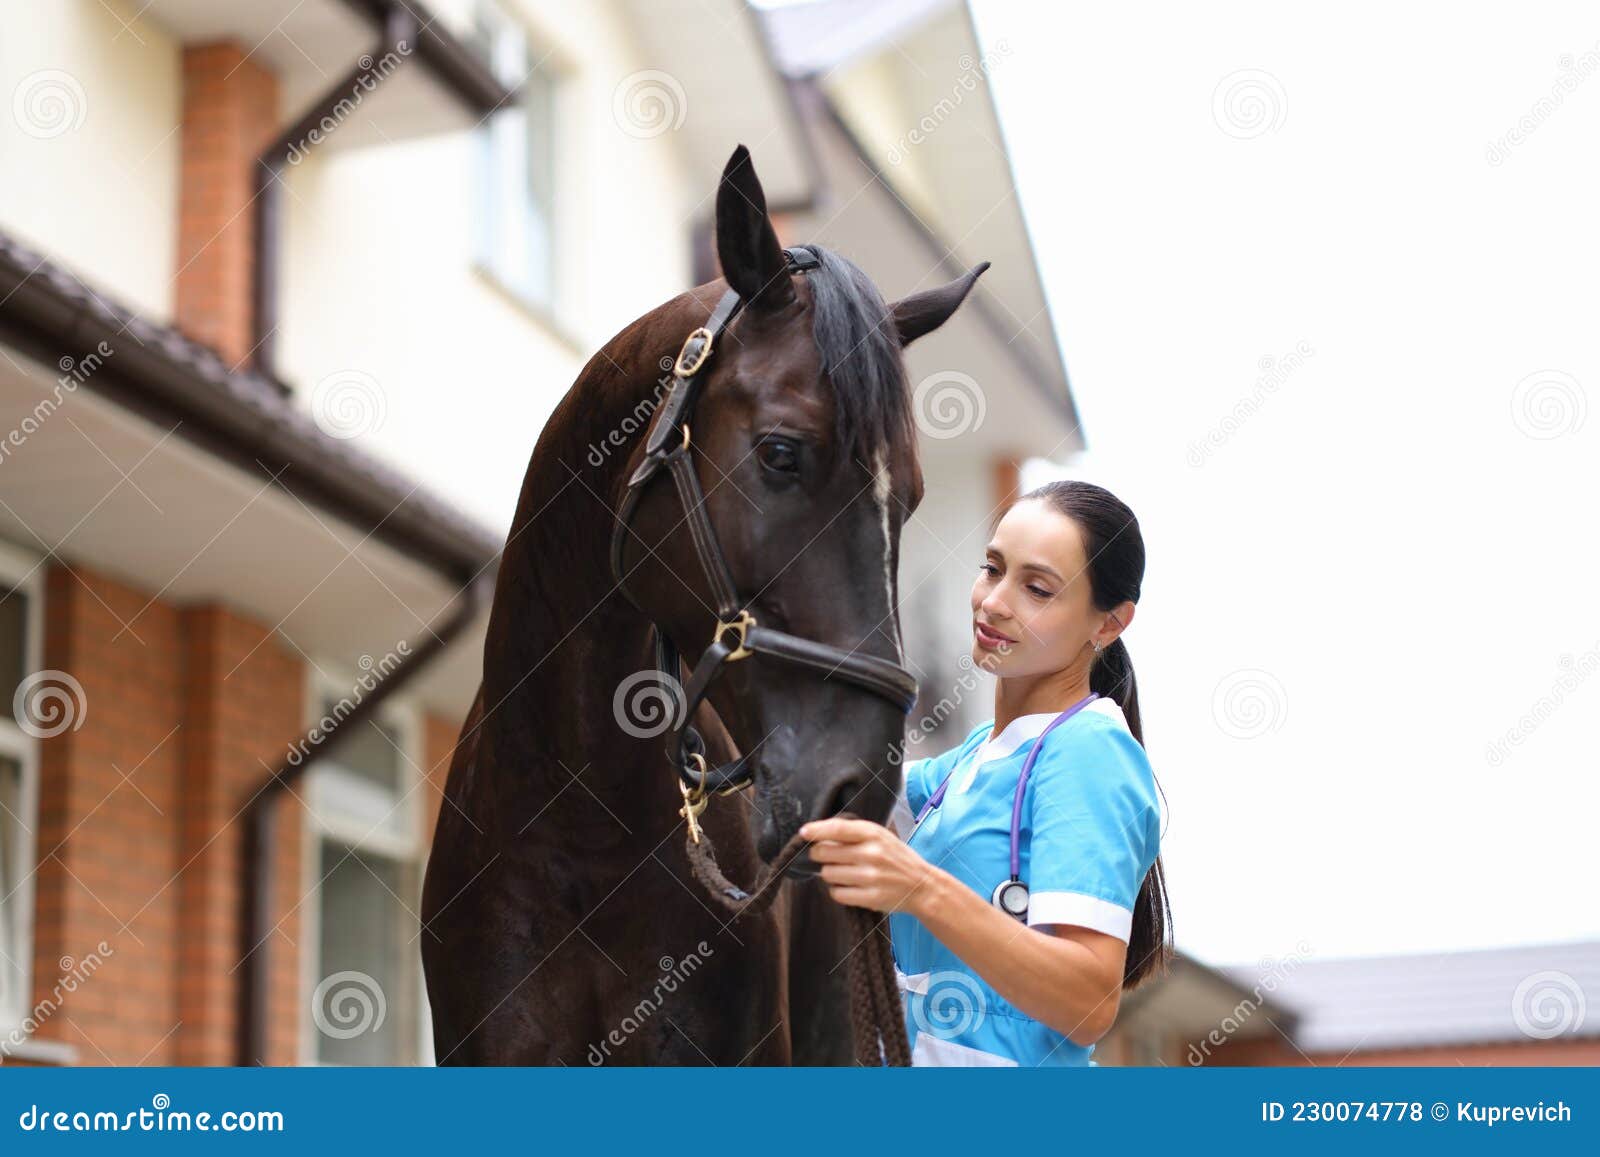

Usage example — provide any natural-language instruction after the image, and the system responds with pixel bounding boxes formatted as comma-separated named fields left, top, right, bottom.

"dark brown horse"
left=421, top=145, right=986, bottom=1064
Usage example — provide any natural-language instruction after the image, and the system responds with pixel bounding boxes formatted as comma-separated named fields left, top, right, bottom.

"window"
left=471, top=0, right=560, bottom=308
left=0, top=543, right=41, bottom=1036
left=301, top=679, right=425, bottom=1065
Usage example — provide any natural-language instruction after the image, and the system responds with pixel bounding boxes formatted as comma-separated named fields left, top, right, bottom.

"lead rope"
left=685, top=820, right=912, bottom=1067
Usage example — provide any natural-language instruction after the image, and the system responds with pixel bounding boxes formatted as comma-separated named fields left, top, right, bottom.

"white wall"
left=0, top=0, right=180, bottom=323
left=278, top=0, right=695, bottom=533
left=899, top=446, right=996, bottom=752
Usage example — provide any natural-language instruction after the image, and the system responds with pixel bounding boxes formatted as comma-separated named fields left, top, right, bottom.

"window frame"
left=296, top=665, right=428, bottom=1067
left=469, top=0, right=565, bottom=316
left=0, top=538, right=43, bottom=1040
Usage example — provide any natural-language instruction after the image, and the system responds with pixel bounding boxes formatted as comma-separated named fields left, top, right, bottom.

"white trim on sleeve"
left=1026, top=890, right=1134, bottom=942
left=911, top=1033, right=1018, bottom=1067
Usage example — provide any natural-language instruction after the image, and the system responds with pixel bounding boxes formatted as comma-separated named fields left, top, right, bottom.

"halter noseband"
left=609, top=246, right=920, bottom=838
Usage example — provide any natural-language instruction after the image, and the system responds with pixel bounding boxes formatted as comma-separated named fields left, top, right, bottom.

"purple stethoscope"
left=910, top=691, right=1100, bottom=920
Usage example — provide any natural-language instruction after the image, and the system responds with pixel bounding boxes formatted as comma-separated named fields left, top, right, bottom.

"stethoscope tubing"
left=911, top=691, right=1101, bottom=883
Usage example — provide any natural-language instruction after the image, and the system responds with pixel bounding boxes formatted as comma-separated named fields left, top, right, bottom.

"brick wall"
left=26, top=563, right=305, bottom=1065
left=990, top=455, right=1021, bottom=516
left=175, top=43, right=279, bottom=368
left=176, top=606, right=303, bottom=1065
left=32, top=566, right=185, bottom=1064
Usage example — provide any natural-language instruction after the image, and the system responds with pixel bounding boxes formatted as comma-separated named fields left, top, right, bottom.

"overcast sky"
left=972, top=1, right=1600, bottom=969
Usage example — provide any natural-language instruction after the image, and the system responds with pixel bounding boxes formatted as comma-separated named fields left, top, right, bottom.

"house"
left=0, top=0, right=1080, bottom=1065
left=1095, top=941, right=1600, bottom=1066
left=754, top=0, right=1084, bottom=749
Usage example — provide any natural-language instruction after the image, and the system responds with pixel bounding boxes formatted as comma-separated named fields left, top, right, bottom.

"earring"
left=1091, top=640, right=1103, bottom=655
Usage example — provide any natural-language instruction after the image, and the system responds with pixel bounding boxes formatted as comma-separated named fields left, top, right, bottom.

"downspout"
left=251, top=4, right=419, bottom=383
left=236, top=575, right=492, bottom=1065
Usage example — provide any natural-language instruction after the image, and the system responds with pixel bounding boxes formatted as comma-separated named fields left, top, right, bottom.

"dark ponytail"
left=1018, top=480, right=1172, bottom=991
left=1089, top=637, right=1141, bottom=746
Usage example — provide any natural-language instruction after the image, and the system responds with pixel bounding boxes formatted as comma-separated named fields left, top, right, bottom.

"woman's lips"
left=974, top=621, right=1015, bottom=649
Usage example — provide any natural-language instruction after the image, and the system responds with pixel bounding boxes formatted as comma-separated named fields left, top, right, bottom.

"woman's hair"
left=1016, top=479, right=1173, bottom=991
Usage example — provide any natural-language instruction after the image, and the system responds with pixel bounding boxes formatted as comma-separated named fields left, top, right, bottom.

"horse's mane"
left=802, top=245, right=916, bottom=467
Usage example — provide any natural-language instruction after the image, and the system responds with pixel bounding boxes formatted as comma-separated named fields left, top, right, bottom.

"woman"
left=800, top=480, right=1172, bottom=1066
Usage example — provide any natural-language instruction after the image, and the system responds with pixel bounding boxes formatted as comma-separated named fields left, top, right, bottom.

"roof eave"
left=0, top=231, right=501, bottom=584
left=797, top=76, right=1082, bottom=436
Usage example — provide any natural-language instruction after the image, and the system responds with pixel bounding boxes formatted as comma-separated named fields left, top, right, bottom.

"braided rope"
left=685, top=817, right=911, bottom=1066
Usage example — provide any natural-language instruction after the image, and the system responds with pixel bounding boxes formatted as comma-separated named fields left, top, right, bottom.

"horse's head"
left=619, top=145, right=986, bottom=863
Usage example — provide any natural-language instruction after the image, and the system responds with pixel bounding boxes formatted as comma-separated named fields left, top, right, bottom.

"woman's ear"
left=1100, top=602, right=1136, bottom=646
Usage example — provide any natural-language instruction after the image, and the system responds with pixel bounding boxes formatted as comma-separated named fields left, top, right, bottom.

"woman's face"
left=970, top=499, right=1110, bottom=676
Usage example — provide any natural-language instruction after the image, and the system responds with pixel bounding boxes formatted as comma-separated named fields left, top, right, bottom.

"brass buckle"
left=715, top=609, right=756, bottom=661
left=674, top=327, right=714, bottom=378
left=678, top=756, right=709, bottom=844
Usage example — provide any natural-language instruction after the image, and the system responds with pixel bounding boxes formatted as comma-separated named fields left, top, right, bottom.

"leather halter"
left=609, top=246, right=920, bottom=831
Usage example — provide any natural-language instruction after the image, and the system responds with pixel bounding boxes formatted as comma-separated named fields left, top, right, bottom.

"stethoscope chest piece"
left=912, top=691, right=1101, bottom=927
left=992, top=877, right=1030, bottom=921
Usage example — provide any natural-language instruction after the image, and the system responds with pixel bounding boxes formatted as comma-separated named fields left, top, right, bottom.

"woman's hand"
left=798, top=816, right=941, bottom=915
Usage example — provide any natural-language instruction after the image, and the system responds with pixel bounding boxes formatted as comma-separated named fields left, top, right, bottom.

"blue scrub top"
left=887, top=698, right=1161, bottom=1067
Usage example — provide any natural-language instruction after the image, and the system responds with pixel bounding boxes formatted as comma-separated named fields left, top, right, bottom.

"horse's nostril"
left=821, top=774, right=866, bottom=819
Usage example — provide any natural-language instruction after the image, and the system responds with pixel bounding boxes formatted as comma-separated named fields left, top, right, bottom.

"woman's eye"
left=758, top=439, right=799, bottom=474
left=979, top=562, right=999, bottom=577
left=1027, top=585, right=1051, bottom=599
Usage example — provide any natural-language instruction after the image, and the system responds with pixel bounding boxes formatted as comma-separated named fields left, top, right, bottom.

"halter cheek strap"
left=609, top=246, right=919, bottom=831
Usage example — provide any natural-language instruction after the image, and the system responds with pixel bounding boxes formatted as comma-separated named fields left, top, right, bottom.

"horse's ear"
left=889, top=261, right=991, bottom=347
left=715, top=144, right=794, bottom=311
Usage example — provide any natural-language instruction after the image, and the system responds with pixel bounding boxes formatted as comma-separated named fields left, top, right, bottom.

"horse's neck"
left=476, top=328, right=683, bottom=819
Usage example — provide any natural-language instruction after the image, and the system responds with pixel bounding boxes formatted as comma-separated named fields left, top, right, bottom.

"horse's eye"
left=758, top=439, right=799, bottom=474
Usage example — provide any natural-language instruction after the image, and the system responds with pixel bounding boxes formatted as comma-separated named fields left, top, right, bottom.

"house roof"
left=618, top=0, right=818, bottom=211
left=1218, top=940, right=1600, bottom=1053
left=1115, top=950, right=1299, bottom=1047
left=0, top=228, right=502, bottom=583
left=757, top=0, right=1082, bottom=452
left=140, top=0, right=517, bottom=149
left=757, top=0, right=959, bottom=77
